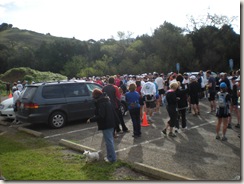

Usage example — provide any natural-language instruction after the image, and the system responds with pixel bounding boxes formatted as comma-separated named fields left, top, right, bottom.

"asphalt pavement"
left=0, top=97, right=241, bottom=181
left=75, top=98, right=241, bottom=180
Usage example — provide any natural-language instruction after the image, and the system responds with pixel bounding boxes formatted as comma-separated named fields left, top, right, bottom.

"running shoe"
left=216, top=135, right=220, bottom=140
left=168, top=132, right=176, bottom=137
left=227, top=123, right=232, bottom=129
left=221, top=136, right=227, bottom=141
left=162, top=129, right=167, bottom=135
left=235, top=124, right=240, bottom=128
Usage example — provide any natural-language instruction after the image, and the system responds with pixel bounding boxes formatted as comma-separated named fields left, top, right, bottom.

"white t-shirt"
left=141, top=81, right=156, bottom=96
left=155, top=77, right=164, bottom=90
left=182, top=78, right=190, bottom=89
left=126, top=79, right=136, bottom=88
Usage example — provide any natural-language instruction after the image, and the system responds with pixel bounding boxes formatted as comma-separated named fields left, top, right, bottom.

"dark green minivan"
left=16, top=80, right=102, bottom=128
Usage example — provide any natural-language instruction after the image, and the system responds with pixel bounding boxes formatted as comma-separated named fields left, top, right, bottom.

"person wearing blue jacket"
left=125, top=83, right=141, bottom=138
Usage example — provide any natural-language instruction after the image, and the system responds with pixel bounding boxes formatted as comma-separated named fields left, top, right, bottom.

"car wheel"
left=120, top=102, right=127, bottom=116
left=49, top=111, right=66, bottom=128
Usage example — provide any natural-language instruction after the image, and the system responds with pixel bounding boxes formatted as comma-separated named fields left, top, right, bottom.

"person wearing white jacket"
left=12, top=86, right=21, bottom=124
left=141, top=79, right=156, bottom=122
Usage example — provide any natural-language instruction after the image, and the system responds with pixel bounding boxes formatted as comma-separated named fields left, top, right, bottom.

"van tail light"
left=24, top=103, right=39, bottom=109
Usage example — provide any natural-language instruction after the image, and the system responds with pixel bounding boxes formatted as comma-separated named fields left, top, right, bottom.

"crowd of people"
left=86, top=69, right=240, bottom=162
left=6, top=69, right=241, bottom=163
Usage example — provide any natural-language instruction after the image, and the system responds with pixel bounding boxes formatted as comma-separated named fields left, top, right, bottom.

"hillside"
left=0, top=26, right=78, bottom=49
left=0, top=23, right=240, bottom=77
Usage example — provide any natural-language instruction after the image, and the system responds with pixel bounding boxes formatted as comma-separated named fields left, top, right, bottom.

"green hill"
left=0, top=67, right=67, bottom=83
left=0, top=27, right=73, bottom=49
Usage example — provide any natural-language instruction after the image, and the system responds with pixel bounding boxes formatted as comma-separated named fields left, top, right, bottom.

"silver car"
left=0, top=97, right=15, bottom=119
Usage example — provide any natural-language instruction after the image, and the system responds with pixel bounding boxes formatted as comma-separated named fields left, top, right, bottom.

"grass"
left=0, top=131, right=133, bottom=181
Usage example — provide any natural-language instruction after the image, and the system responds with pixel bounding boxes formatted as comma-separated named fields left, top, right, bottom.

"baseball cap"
left=190, top=75, right=196, bottom=80
left=220, top=82, right=227, bottom=88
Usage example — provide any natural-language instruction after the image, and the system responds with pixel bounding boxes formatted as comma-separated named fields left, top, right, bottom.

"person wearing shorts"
left=215, top=82, right=231, bottom=141
left=141, top=80, right=156, bottom=122
left=154, top=73, right=165, bottom=106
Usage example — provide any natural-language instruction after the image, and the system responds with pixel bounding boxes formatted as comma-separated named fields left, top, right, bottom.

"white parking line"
left=115, top=120, right=216, bottom=153
left=115, top=137, right=163, bottom=153
left=44, top=126, right=97, bottom=139
left=187, top=120, right=215, bottom=130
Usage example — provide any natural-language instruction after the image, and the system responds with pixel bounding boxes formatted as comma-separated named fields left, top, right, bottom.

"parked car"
left=16, top=81, right=104, bottom=128
left=16, top=80, right=128, bottom=129
left=187, top=71, right=217, bottom=86
left=120, top=95, right=128, bottom=116
left=0, top=97, right=15, bottom=120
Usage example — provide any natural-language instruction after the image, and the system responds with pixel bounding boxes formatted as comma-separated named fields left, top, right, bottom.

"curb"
left=59, top=139, right=97, bottom=152
left=0, top=131, right=7, bottom=136
left=17, top=127, right=44, bottom=137
left=132, top=162, right=193, bottom=180
left=59, top=139, right=193, bottom=180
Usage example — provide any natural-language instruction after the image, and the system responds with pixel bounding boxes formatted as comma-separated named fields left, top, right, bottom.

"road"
left=0, top=98, right=241, bottom=180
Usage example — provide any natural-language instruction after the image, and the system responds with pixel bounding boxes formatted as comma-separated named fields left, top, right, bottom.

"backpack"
left=218, top=92, right=227, bottom=108
left=145, top=94, right=155, bottom=102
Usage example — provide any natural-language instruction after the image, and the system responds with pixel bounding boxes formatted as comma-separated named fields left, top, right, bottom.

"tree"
left=188, top=24, right=240, bottom=72
left=152, top=21, right=195, bottom=73
left=0, top=44, right=11, bottom=73
left=61, top=55, right=88, bottom=78
left=0, top=23, right=12, bottom=31
left=186, top=11, right=238, bottom=33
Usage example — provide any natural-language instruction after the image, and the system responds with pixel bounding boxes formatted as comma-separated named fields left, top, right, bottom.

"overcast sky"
left=0, top=0, right=240, bottom=41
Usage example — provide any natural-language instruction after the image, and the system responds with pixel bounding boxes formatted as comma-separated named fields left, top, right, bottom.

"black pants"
left=166, top=106, right=178, bottom=128
left=115, top=108, right=128, bottom=132
left=129, top=108, right=141, bottom=136
left=176, top=109, right=186, bottom=129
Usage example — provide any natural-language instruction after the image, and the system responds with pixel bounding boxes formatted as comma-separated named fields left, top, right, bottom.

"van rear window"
left=21, top=87, right=38, bottom=99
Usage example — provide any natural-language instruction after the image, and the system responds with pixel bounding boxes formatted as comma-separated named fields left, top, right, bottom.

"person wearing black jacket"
left=188, top=75, right=202, bottom=115
left=162, top=82, right=179, bottom=137
left=175, top=81, right=189, bottom=131
left=103, top=77, right=129, bottom=136
left=87, top=88, right=116, bottom=163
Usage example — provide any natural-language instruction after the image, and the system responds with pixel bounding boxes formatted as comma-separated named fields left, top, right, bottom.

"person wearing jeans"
left=102, top=128, right=116, bottom=162
left=87, top=88, right=116, bottom=163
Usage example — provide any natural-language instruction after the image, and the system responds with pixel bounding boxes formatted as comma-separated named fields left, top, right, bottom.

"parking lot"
left=0, top=98, right=241, bottom=180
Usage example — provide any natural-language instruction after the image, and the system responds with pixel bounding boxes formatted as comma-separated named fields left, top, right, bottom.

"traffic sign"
left=229, top=59, right=233, bottom=70
left=176, top=63, right=180, bottom=73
